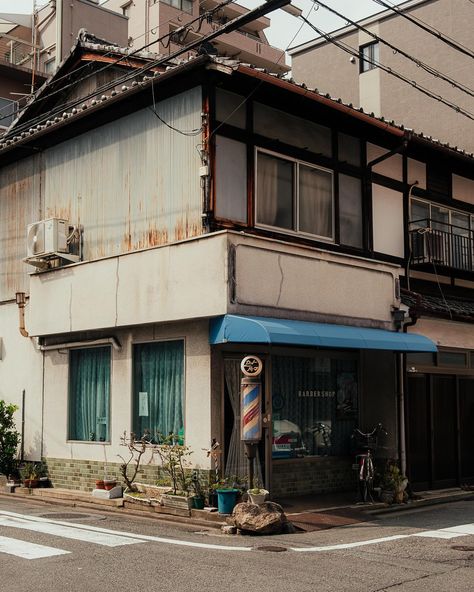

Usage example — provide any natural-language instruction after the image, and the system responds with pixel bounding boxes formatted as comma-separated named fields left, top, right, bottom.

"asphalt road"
left=0, top=496, right=473, bottom=592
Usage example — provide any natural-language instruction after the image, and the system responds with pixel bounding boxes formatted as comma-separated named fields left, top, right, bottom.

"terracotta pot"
left=95, top=479, right=105, bottom=490
left=104, top=480, right=117, bottom=491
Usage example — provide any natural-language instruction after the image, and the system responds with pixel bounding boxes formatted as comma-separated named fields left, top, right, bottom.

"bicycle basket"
left=354, top=433, right=378, bottom=451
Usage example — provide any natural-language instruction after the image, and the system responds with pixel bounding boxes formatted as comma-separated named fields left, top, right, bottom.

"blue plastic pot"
left=216, top=488, right=239, bottom=514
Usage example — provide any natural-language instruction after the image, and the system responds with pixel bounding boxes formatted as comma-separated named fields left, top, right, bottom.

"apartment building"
left=289, top=0, right=474, bottom=153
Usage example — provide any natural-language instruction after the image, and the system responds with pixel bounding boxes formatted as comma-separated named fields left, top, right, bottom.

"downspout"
left=398, top=290, right=422, bottom=477
left=17, top=300, right=29, bottom=337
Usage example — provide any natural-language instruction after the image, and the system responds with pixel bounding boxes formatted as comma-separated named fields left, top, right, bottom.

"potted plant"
left=247, top=480, right=269, bottom=505
left=191, top=470, right=205, bottom=510
left=104, top=477, right=117, bottom=491
left=36, top=462, right=50, bottom=487
left=379, top=463, right=408, bottom=504
left=215, top=477, right=241, bottom=515
left=155, top=433, right=194, bottom=511
left=20, top=462, right=39, bottom=488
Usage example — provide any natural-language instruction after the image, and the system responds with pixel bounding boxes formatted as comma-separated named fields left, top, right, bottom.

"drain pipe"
left=398, top=291, right=422, bottom=477
left=15, top=292, right=29, bottom=337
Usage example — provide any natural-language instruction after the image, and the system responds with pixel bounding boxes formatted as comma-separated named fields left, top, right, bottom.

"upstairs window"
left=359, top=41, right=379, bottom=73
left=161, top=0, right=193, bottom=13
left=256, top=149, right=334, bottom=241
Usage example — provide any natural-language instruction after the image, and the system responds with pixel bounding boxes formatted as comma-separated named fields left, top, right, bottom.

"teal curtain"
left=133, top=341, right=184, bottom=440
left=69, top=347, right=111, bottom=441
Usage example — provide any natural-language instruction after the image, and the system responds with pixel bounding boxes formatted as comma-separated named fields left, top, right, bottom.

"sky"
left=1, top=0, right=405, bottom=51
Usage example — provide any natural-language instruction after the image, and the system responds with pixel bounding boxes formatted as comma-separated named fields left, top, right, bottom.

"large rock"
left=227, top=501, right=289, bottom=535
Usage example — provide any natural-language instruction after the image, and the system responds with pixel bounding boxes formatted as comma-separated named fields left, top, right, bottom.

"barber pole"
left=241, top=379, right=262, bottom=442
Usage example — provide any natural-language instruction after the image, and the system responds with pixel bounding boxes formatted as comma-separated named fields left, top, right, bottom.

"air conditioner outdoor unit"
left=27, top=218, right=69, bottom=258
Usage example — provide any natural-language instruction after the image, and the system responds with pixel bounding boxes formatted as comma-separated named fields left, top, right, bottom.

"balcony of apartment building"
left=409, top=205, right=474, bottom=278
left=159, top=0, right=289, bottom=73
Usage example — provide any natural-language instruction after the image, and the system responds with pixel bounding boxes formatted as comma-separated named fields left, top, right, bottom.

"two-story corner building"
left=0, top=53, right=471, bottom=498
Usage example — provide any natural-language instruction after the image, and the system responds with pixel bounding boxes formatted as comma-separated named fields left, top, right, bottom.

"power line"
left=208, top=3, right=310, bottom=141
left=299, top=15, right=474, bottom=122
left=3, top=0, right=292, bottom=140
left=373, top=0, right=474, bottom=59
left=6, top=0, right=239, bottom=128
left=311, top=0, right=474, bottom=99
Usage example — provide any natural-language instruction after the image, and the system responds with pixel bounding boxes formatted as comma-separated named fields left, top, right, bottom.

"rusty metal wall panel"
left=0, top=155, right=42, bottom=301
left=43, top=86, right=203, bottom=259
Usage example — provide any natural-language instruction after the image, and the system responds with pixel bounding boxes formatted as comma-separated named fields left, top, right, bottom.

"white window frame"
left=410, top=197, right=473, bottom=231
left=255, top=147, right=335, bottom=243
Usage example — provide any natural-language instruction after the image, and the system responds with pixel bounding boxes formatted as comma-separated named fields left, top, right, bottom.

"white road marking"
left=292, top=535, right=410, bottom=552
left=0, top=511, right=252, bottom=552
left=0, top=516, right=143, bottom=547
left=0, top=534, right=70, bottom=559
left=414, top=523, right=474, bottom=540
left=0, top=510, right=472, bottom=555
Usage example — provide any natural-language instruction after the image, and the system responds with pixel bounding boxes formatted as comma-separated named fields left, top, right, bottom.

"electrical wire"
left=299, top=15, right=474, bottom=122
left=3, top=0, right=239, bottom=127
left=311, top=0, right=474, bottom=99
left=3, top=0, right=244, bottom=138
left=373, top=0, right=474, bottom=59
left=149, top=79, right=203, bottom=136
left=207, top=4, right=310, bottom=141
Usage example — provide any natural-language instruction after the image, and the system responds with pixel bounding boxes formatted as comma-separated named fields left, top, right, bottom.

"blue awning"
left=209, top=315, right=437, bottom=352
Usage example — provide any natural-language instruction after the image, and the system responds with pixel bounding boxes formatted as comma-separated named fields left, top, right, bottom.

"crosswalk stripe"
left=0, top=516, right=144, bottom=547
left=413, top=523, right=474, bottom=539
left=0, top=535, right=70, bottom=559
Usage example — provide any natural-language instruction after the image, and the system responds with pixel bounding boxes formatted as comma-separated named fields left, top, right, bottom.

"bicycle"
left=352, top=423, right=387, bottom=503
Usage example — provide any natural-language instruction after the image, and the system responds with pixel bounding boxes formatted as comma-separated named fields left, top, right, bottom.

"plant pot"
left=208, top=492, right=218, bottom=508
left=39, top=477, right=50, bottom=488
left=29, top=479, right=39, bottom=489
left=104, top=480, right=117, bottom=491
left=394, top=490, right=405, bottom=504
left=161, top=493, right=193, bottom=510
left=379, top=489, right=394, bottom=504
left=216, top=489, right=239, bottom=515
left=247, top=489, right=269, bottom=505
left=192, top=496, right=205, bottom=510
left=95, top=480, right=105, bottom=490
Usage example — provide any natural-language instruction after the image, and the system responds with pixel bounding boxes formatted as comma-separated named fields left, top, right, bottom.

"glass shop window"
left=271, top=355, right=358, bottom=459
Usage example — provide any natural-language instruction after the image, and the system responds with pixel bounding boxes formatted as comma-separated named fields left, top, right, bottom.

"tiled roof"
left=402, top=290, right=474, bottom=321
left=1, top=46, right=474, bottom=161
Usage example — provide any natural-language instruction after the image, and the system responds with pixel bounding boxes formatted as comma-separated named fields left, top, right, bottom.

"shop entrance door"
left=432, top=375, right=457, bottom=488
left=406, top=375, right=431, bottom=490
left=460, top=378, right=474, bottom=484
left=407, top=373, right=465, bottom=490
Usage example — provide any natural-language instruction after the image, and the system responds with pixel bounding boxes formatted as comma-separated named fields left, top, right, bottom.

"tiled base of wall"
left=44, top=458, right=210, bottom=492
left=272, top=456, right=356, bottom=497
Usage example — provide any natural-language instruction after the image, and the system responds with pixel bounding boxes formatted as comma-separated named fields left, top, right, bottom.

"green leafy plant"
left=19, top=461, right=38, bottom=481
left=0, top=400, right=20, bottom=478
left=154, top=433, right=193, bottom=495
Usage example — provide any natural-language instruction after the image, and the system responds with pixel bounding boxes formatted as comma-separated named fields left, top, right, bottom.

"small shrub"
left=0, top=401, right=20, bottom=478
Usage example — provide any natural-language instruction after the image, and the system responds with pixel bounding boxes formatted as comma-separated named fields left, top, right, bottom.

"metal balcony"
left=409, top=219, right=474, bottom=273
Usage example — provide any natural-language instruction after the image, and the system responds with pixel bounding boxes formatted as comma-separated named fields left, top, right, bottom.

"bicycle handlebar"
left=351, top=423, right=388, bottom=438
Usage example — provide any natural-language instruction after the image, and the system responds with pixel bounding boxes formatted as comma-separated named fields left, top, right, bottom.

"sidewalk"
left=1, top=485, right=473, bottom=532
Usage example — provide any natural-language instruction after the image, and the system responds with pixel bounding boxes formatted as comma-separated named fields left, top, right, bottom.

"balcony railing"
left=409, top=218, right=474, bottom=273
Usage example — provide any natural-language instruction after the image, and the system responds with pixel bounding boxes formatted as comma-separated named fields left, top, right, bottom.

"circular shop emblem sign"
left=241, top=355, right=263, bottom=377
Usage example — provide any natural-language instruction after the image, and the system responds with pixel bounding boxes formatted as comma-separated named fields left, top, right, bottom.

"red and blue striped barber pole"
left=241, top=378, right=262, bottom=442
